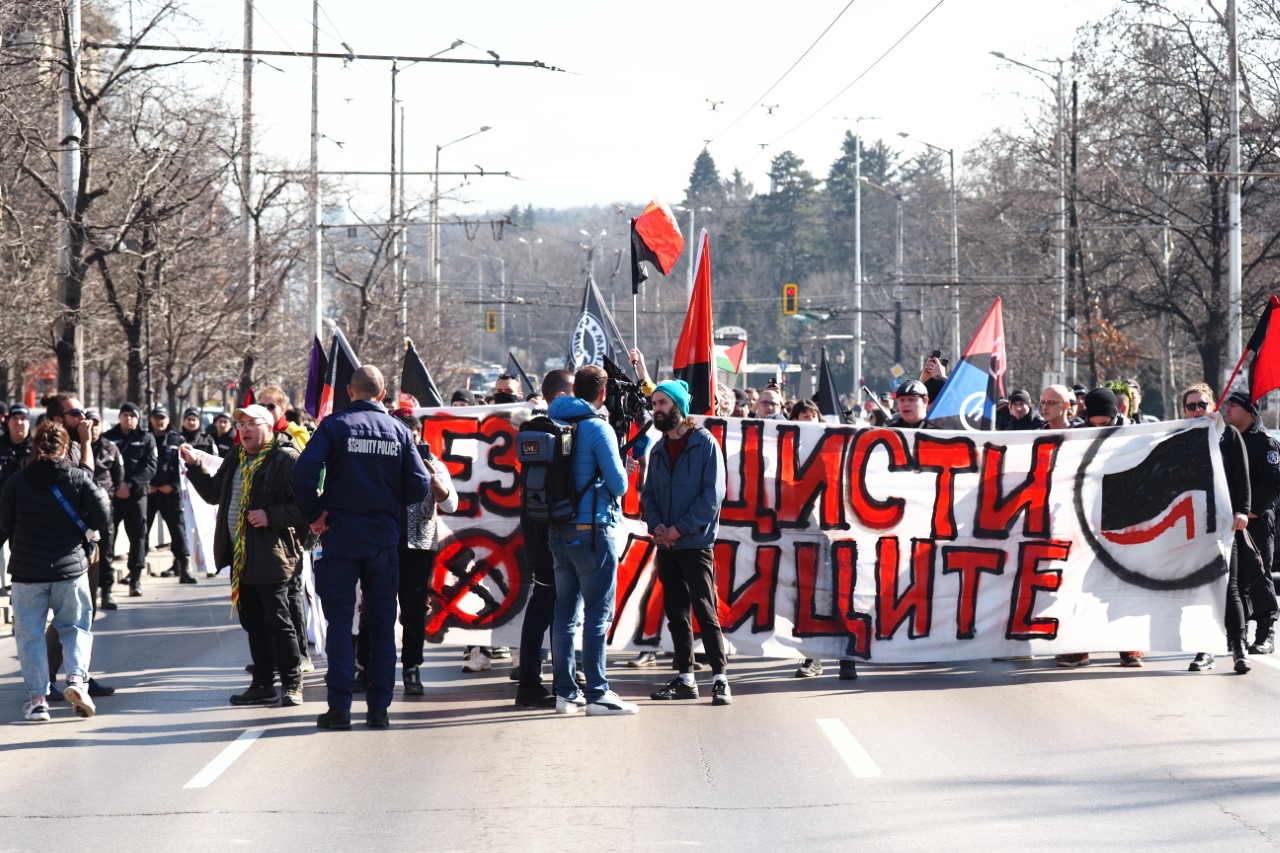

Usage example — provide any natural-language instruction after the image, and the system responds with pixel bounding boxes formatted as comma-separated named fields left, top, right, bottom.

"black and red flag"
left=303, top=335, right=329, bottom=418
left=399, top=338, right=444, bottom=408
left=925, top=297, right=1007, bottom=430
left=326, top=326, right=361, bottom=417
left=1221, top=294, right=1280, bottom=408
left=672, top=229, right=716, bottom=416
left=630, top=199, right=685, bottom=295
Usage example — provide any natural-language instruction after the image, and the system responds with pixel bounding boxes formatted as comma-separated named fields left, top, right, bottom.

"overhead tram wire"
left=767, top=0, right=947, bottom=148
left=704, top=0, right=859, bottom=148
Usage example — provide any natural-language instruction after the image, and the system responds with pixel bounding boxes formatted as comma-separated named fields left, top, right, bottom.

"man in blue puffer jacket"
left=546, top=365, right=638, bottom=717
left=641, top=380, right=731, bottom=706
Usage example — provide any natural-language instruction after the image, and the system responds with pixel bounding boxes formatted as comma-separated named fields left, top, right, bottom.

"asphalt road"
left=1, top=555, right=1278, bottom=853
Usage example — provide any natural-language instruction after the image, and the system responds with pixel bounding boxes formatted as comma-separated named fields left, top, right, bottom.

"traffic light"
left=484, top=310, right=498, bottom=333
left=782, top=283, right=798, bottom=315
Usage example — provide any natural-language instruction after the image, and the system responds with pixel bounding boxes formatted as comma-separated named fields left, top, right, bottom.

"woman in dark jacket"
left=0, top=421, right=110, bottom=722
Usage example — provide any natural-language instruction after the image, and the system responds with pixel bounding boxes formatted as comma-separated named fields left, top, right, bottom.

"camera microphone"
left=629, top=432, right=652, bottom=460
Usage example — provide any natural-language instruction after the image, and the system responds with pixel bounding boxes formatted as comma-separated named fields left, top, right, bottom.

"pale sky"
left=155, top=0, right=1120, bottom=217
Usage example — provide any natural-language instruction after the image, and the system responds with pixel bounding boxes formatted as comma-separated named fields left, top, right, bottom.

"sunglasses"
left=1184, top=401, right=1209, bottom=411
left=64, top=408, right=84, bottom=418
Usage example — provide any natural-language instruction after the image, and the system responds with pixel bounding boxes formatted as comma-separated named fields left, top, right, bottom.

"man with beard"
left=644, top=380, right=731, bottom=706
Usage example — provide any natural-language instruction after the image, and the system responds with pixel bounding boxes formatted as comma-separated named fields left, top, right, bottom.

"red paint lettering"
left=940, top=546, right=1006, bottom=640
left=775, top=425, right=851, bottom=531
left=974, top=438, right=1060, bottom=539
left=915, top=435, right=977, bottom=540
left=875, top=536, right=935, bottom=640
left=1007, top=540, right=1069, bottom=640
left=848, top=428, right=911, bottom=530
left=720, top=420, right=778, bottom=539
left=715, top=541, right=778, bottom=633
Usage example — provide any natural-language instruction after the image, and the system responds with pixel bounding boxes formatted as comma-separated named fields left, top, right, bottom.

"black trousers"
left=356, top=547, right=435, bottom=669
left=146, top=491, right=188, bottom=559
left=97, top=504, right=115, bottom=593
left=239, top=580, right=302, bottom=687
left=113, top=495, right=148, bottom=579
left=517, top=518, right=556, bottom=687
left=657, top=547, right=728, bottom=675
left=288, top=572, right=308, bottom=659
left=1245, top=517, right=1278, bottom=627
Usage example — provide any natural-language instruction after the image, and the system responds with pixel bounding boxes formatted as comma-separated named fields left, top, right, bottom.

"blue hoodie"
left=547, top=395, right=628, bottom=527
left=641, top=426, right=725, bottom=550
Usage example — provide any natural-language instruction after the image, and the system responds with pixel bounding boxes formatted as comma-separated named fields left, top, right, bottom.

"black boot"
left=1248, top=624, right=1275, bottom=655
left=1232, top=637, right=1252, bottom=675
left=100, top=588, right=118, bottom=611
left=128, top=571, right=143, bottom=597
left=177, top=555, right=198, bottom=584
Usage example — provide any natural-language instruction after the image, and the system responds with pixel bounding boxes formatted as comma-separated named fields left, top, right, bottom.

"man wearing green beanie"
left=642, top=380, right=732, bottom=705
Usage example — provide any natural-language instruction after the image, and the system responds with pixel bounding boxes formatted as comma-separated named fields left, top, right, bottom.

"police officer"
left=145, top=405, right=195, bottom=583
left=85, top=410, right=123, bottom=610
left=179, top=407, right=218, bottom=457
left=1221, top=390, right=1280, bottom=655
left=291, top=365, right=429, bottom=730
left=0, top=403, right=32, bottom=594
left=104, top=403, right=156, bottom=597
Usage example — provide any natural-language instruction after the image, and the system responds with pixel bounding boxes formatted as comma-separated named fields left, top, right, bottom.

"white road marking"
left=817, top=718, right=882, bottom=778
left=183, top=729, right=265, bottom=789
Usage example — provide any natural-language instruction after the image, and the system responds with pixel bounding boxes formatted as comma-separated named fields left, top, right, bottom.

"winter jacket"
left=103, top=424, right=157, bottom=497
left=185, top=436, right=307, bottom=585
left=150, top=428, right=186, bottom=490
left=291, top=399, right=430, bottom=552
left=89, top=437, right=124, bottom=496
left=641, top=426, right=725, bottom=550
left=547, top=395, right=628, bottom=527
left=0, top=432, right=31, bottom=493
left=403, top=444, right=458, bottom=551
left=0, top=458, right=110, bottom=584
left=181, top=427, right=218, bottom=458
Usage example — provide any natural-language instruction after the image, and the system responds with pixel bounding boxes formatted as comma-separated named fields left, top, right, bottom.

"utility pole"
left=239, top=0, right=256, bottom=396
left=852, top=116, right=877, bottom=404
left=1227, top=0, right=1243, bottom=384
left=308, top=0, right=322, bottom=341
left=57, top=0, right=83, bottom=396
left=389, top=60, right=400, bottom=346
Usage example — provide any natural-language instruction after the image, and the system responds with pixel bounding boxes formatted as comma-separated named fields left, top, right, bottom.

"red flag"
left=925, top=297, right=1007, bottom=430
left=672, top=229, right=715, bottom=416
left=631, top=199, right=685, bottom=295
left=1250, top=294, right=1280, bottom=402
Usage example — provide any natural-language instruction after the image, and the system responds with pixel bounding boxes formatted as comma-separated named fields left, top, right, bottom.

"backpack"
left=516, top=413, right=596, bottom=524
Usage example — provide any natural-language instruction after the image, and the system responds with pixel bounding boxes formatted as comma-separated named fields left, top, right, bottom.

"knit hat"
left=450, top=389, right=477, bottom=406
left=1008, top=389, right=1032, bottom=406
left=182, top=407, right=201, bottom=419
left=653, top=379, right=692, bottom=417
left=1226, top=390, right=1259, bottom=419
left=119, top=402, right=140, bottom=416
left=1084, top=387, right=1118, bottom=421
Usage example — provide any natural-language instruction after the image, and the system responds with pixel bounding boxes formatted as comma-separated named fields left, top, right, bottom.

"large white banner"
left=419, top=408, right=1232, bottom=663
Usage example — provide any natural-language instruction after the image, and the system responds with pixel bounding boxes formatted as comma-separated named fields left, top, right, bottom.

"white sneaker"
left=586, top=691, right=639, bottom=716
left=63, top=682, right=96, bottom=719
left=300, top=657, right=316, bottom=673
left=22, top=700, right=50, bottom=722
left=555, top=694, right=586, bottom=715
left=461, top=648, right=492, bottom=673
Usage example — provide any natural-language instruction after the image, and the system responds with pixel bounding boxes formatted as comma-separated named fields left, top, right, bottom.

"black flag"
left=815, top=346, right=845, bottom=423
left=327, top=327, right=361, bottom=415
left=508, top=351, right=536, bottom=397
left=566, top=275, right=634, bottom=379
left=400, top=339, right=444, bottom=408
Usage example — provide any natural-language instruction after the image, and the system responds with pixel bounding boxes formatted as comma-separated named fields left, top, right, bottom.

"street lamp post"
left=432, top=125, right=492, bottom=325
left=991, top=51, right=1069, bottom=381
left=852, top=115, right=878, bottom=405
left=898, top=132, right=959, bottom=358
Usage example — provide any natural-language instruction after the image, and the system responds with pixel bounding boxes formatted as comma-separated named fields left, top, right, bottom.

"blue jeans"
left=12, top=574, right=94, bottom=698
left=549, top=525, right=617, bottom=703
left=314, top=546, right=399, bottom=712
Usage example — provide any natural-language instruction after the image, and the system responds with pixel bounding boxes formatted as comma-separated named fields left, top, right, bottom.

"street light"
left=432, top=125, right=493, bottom=323
left=673, top=205, right=712, bottom=298
left=852, top=115, right=878, bottom=405
left=898, top=131, right=959, bottom=358
left=992, top=50, right=1069, bottom=382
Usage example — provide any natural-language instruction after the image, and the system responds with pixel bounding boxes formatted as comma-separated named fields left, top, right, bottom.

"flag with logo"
left=672, top=229, right=716, bottom=416
left=567, top=275, right=633, bottom=377
left=925, top=297, right=1006, bottom=430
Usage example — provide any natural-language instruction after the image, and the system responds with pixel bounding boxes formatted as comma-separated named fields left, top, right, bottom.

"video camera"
left=601, top=355, right=650, bottom=441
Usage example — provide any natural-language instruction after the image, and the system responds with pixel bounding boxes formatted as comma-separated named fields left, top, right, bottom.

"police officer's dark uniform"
left=103, top=403, right=157, bottom=596
left=145, top=406, right=194, bottom=583
left=0, top=404, right=32, bottom=590
left=1226, top=391, right=1280, bottom=654
left=86, top=410, right=124, bottom=609
left=292, top=390, right=429, bottom=730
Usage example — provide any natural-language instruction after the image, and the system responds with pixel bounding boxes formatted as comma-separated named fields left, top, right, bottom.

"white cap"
left=232, top=404, right=273, bottom=425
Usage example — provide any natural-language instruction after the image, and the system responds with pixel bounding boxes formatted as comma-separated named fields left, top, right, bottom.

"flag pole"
left=1217, top=348, right=1250, bottom=411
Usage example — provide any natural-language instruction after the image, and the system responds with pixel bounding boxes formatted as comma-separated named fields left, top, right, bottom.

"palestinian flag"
left=630, top=199, right=685, bottom=295
left=673, top=229, right=716, bottom=416
left=925, top=297, right=1006, bottom=431
left=326, top=326, right=361, bottom=416
left=400, top=338, right=444, bottom=408
left=303, top=336, right=329, bottom=418
left=714, top=341, right=747, bottom=373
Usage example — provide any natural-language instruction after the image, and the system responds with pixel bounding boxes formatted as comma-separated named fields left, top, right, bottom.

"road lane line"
left=183, top=729, right=265, bottom=789
left=817, top=718, right=882, bottom=778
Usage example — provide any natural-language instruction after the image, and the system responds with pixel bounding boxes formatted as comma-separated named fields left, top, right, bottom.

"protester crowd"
left=1, top=347, right=1275, bottom=727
